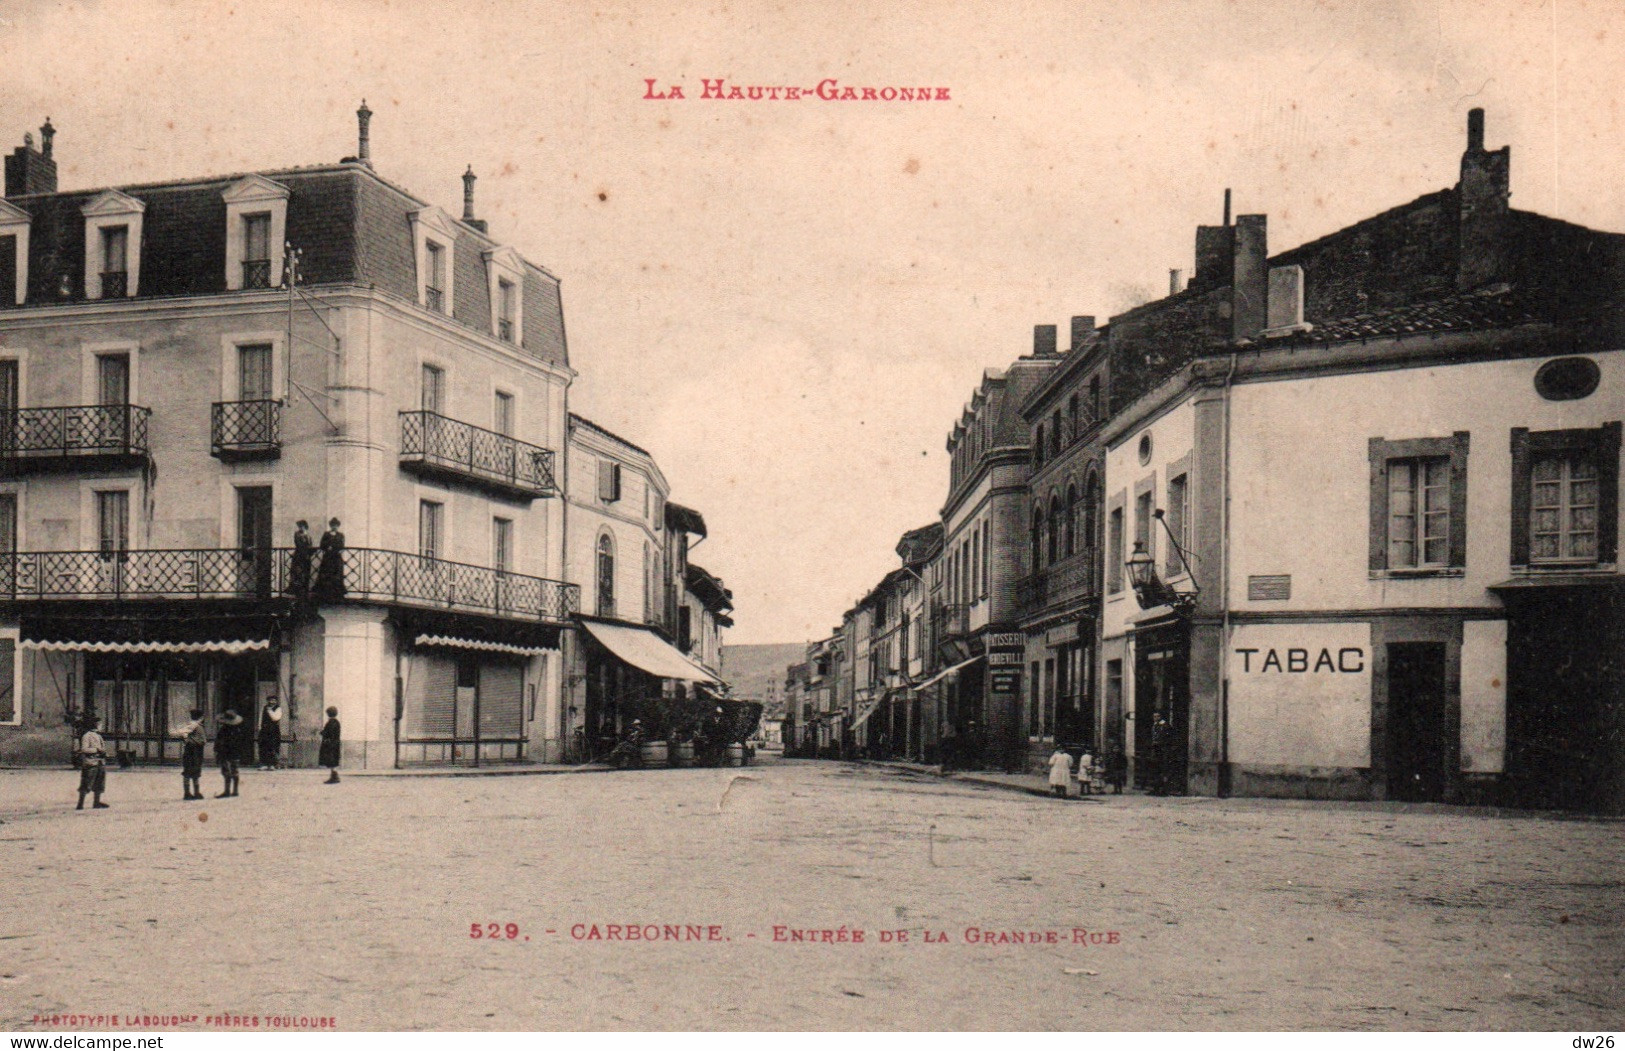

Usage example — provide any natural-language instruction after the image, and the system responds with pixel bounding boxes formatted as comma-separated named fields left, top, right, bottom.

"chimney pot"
left=1467, top=108, right=1485, bottom=152
left=1169, top=269, right=1184, bottom=296
left=356, top=100, right=373, bottom=167
left=462, top=165, right=477, bottom=222
left=39, top=117, right=54, bottom=159
left=1069, top=315, right=1095, bottom=349
left=1223, top=188, right=1232, bottom=226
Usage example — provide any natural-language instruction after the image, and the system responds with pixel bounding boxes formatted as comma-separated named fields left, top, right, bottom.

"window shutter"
left=1509, top=428, right=1531, bottom=567
left=611, top=463, right=622, bottom=501
left=1449, top=431, right=1471, bottom=568
left=597, top=459, right=612, bottom=501
left=1600, top=421, right=1621, bottom=565
left=1367, top=438, right=1390, bottom=573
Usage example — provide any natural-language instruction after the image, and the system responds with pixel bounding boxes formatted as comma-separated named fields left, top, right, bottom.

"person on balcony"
left=315, top=518, right=346, bottom=602
left=288, top=520, right=314, bottom=599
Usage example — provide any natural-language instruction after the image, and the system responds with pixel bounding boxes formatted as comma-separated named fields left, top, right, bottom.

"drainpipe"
left=1219, top=351, right=1238, bottom=797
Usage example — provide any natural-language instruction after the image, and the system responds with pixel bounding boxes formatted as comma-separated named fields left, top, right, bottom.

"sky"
left=1, top=0, right=1621, bottom=643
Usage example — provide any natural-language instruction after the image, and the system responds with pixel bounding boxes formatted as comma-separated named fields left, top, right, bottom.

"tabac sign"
left=1226, top=623, right=1373, bottom=768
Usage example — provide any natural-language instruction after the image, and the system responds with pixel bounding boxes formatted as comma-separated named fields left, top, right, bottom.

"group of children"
left=73, top=705, right=345, bottom=809
left=1047, top=745, right=1125, bottom=800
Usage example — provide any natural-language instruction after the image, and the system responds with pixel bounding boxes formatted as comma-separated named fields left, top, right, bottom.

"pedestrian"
left=1076, top=750, right=1095, bottom=796
left=215, top=710, right=245, bottom=798
left=319, top=706, right=342, bottom=783
left=315, top=517, right=346, bottom=601
left=1047, top=745, right=1072, bottom=799
left=1150, top=714, right=1173, bottom=796
left=1107, top=744, right=1126, bottom=795
left=288, top=520, right=314, bottom=598
left=75, top=714, right=109, bottom=810
left=173, top=708, right=206, bottom=800
left=257, top=697, right=283, bottom=770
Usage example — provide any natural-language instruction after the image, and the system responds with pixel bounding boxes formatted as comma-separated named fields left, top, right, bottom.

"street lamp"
left=1126, top=540, right=1156, bottom=591
left=1124, top=513, right=1200, bottom=615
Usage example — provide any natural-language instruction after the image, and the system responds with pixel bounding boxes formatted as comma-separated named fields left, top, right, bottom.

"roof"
left=896, top=522, right=944, bottom=566
left=1258, top=284, right=1558, bottom=345
left=665, top=502, right=707, bottom=538
left=568, top=413, right=652, bottom=458
left=685, top=563, right=733, bottom=614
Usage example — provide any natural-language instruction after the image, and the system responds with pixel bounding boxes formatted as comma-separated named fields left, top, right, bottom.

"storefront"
left=575, top=616, right=722, bottom=760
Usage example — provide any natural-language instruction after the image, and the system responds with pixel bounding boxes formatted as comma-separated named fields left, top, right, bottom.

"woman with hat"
left=215, top=709, right=246, bottom=798
left=319, top=706, right=342, bottom=784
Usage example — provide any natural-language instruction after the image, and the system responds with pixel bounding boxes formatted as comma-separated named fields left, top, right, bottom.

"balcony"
left=0, top=405, right=151, bottom=475
left=0, top=547, right=579, bottom=624
left=399, top=410, right=558, bottom=501
left=100, top=271, right=128, bottom=298
left=425, top=286, right=445, bottom=314
left=211, top=400, right=282, bottom=461
left=1015, top=547, right=1101, bottom=619
left=934, top=602, right=969, bottom=640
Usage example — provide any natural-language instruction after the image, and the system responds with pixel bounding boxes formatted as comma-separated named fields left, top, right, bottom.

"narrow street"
left=2, top=759, right=1620, bottom=1031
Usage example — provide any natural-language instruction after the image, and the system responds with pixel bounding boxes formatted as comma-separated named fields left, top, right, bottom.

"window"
left=242, top=213, right=272, bottom=288
left=0, top=199, right=29, bottom=307
left=1388, top=459, right=1449, bottom=568
left=970, top=527, right=980, bottom=601
left=1107, top=507, right=1124, bottom=593
left=492, top=517, right=512, bottom=573
left=1051, top=410, right=1062, bottom=458
left=424, top=242, right=446, bottom=313
left=1089, top=376, right=1101, bottom=423
left=493, top=391, right=514, bottom=436
left=1368, top=434, right=1470, bottom=574
left=1031, top=508, right=1043, bottom=575
left=497, top=279, right=516, bottom=342
left=1043, top=656, right=1057, bottom=738
left=1034, top=424, right=1045, bottom=468
left=1530, top=456, right=1598, bottom=562
left=1028, top=660, right=1041, bottom=738
left=1165, top=474, right=1189, bottom=576
left=0, top=635, right=14, bottom=723
left=0, top=493, right=16, bottom=555
left=596, top=533, right=616, bottom=617
left=598, top=459, right=622, bottom=503
left=97, top=354, right=129, bottom=406
left=96, top=490, right=128, bottom=559
left=1048, top=497, right=1062, bottom=565
left=1064, top=485, right=1077, bottom=558
left=1067, top=394, right=1079, bottom=444
left=238, top=344, right=272, bottom=402
left=418, top=500, right=443, bottom=560
left=678, top=604, right=692, bottom=652
left=100, top=226, right=128, bottom=298
left=982, top=519, right=991, bottom=599
left=1134, top=490, right=1154, bottom=566
left=421, top=365, right=444, bottom=414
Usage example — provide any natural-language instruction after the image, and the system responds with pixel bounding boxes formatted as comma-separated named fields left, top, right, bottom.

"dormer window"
left=81, top=189, right=144, bottom=300
left=410, top=206, right=460, bottom=316
left=221, top=175, right=288, bottom=292
left=483, top=246, right=525, bottom=346
left=0, top=199, right=28, bottom=307
left=425, top=242, right=446, bottom=312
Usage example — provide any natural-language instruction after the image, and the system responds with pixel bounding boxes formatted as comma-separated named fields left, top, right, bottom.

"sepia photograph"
left=0, top=0, right=1621, bottom=1037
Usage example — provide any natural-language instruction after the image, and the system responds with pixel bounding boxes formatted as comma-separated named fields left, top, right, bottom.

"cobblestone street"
left=2, top=759, right=1620, bottom=1031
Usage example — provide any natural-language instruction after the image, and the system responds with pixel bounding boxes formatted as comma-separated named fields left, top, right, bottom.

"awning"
left=664, top=502, right=708, bottom=538
left=414, top=634, right=552, bottom=657
left=850, top=693, right=888, bottom=730
left=20, top=614, right=278, bottom=654
left=21, top=638, right=270, bottom=654
left=579, top=619, right=721, bottom=684
left=911, top=654, right=983, bottom=691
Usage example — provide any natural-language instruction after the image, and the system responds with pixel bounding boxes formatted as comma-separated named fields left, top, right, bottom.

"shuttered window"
left=478, top=661, right=524, bottom=738
left=404, top=653, right=459, bottom=738
left=598, top=459, right=622, bottom=502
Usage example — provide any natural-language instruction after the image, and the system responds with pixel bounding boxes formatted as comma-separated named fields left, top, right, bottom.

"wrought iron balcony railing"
left=497, top=318, right=513, bottom=342
left=242, top=259, right=273, bottom=289
left=425, top=287, right=445, bottom=313
left=1015, top=547, right=1101, bottom=617
left=933, top=602, right=970, bottom=639
left=0, top=547, right=579, bottom=623
left=211, top=400, right=282, bottom=461
left=399, top=409, right=558, bottom=500
left=0, top=405, right=151, bottom=472
left=100, top=271, right=128, bottom=298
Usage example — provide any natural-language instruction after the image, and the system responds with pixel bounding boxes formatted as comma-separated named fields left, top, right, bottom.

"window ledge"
left=1370, top=567, right=1466, bottom=580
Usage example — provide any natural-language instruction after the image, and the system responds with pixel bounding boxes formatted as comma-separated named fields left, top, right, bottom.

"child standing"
left=174, top=708, right=206, bottom=800
left=75, top=715, right=109, bottom=810
left=1047, top=746, right=1073, bottom=800
left=215, top=710, right=245, bottom=798
left=319, top=707, right=342, bottom=784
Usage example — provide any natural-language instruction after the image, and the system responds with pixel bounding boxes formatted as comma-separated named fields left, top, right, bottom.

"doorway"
left=237, top=486, right=274, bottom=598
left=1386, top=642, right=1448, bottom=802
left=1133, top=625, right=1189, bottom=793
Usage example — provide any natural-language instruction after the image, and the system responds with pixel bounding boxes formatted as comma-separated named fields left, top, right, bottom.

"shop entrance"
left=1133, top=624, right=1189, bottom=793
left=1386, top=642, right=1448, bottom=802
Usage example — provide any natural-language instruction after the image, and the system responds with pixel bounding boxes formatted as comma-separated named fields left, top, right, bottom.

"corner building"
left=0, top=110, right=577, bottom=768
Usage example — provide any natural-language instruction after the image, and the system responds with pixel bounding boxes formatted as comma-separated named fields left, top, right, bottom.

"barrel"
left=672, top=741, right=695, bottom=767
left=725, top=743, right=744, bottom=767
left=640, top=741, right=668, bottom=767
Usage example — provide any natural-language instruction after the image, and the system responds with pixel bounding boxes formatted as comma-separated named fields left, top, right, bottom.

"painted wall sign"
left=1045, top=623, right=1080, bottom=646
left=1233, top=647, right=1365, bottom=673
left=987, top=633, right=1025, bottom=649
left=989, top=668, right=1022, bottom=694
left=1227, top=623, right=1373, bottom=768
left=987, top=651, right=1023, bottom=666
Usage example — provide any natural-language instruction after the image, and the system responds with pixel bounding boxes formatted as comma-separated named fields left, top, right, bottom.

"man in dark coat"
left=320, top=706, right=342, bottom=783
left=216, top=710, right=245, bottom=798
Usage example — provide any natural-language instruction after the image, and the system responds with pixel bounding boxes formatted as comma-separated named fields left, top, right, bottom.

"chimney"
left=1032, top=324, right=1058, bottom=358
left=5, top=119, right=59, bottom=197
left=1264, top=264, right=1310, bottom=336
left=1169, top=269, right=1183, bottom=296
left=1223, top=187, right=1232, bottom=226
left=1070, top=315, right=1095, bottom=350
left=1193, top=225, right=1233, bottom=289
left=1231, top=214, right=1268, bottom=341
left=1457, top=107, right=1510, bottom=291
left=356, top=100, right=373, bottom=168
left=461, top=166, right=488, bottom=232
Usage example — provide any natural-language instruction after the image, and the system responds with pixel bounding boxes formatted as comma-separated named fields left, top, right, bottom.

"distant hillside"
left=720, top=643, right=806, bottom=705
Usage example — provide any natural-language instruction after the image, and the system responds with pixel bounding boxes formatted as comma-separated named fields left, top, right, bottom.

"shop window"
left=1511, top=423, right=1620, bottom=567
left=1368, top=433, right=1470, bottom=575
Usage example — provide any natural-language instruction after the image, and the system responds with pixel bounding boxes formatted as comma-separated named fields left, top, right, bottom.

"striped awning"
left=21, top=638, right=271, bottom=654
left=414, top=634, right=552, bottom=657
left=911, top=654, right=983, bottom=691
